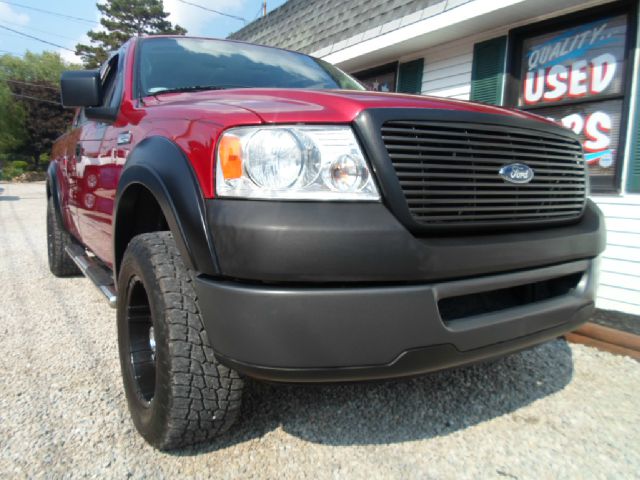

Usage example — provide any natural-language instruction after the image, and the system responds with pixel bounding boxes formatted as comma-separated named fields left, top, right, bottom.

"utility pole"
left=263, top=1, right=267, bottom=17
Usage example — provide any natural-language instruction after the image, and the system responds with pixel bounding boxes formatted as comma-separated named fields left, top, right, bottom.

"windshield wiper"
left=149, top=85, right=229, bottom=96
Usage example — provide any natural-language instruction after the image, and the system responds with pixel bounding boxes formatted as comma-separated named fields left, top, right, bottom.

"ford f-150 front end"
left=48, top=36, right=605, bottom=449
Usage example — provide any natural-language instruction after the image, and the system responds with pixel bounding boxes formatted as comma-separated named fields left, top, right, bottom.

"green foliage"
left=0, top=51, right=76, bottom=169
left=2, top=161, right=27, bottom=180
left=11, top=160, right=29, bottom=170
left=0, top=79, right=26, bottom=152
left=1, top=167, right=20, bottom=180
left=76, top=0, right=187, bottom=68
left=1, top=51, right=76, bottom=82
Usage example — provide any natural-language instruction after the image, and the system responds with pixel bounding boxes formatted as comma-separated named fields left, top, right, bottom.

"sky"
left=0, top=0, right=287, bottom=64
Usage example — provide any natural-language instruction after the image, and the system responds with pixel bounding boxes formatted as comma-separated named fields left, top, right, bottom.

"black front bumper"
left=195, top=259, right=597, bottom=382
left=194, top=196, right=604, bottom=382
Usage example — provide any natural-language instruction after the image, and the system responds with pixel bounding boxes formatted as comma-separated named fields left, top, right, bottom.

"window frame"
left=100, top=54, right=119, bottom=107
left=504, top=0, right=638, bottom=194
left=352, top=61, right=399, bottom=93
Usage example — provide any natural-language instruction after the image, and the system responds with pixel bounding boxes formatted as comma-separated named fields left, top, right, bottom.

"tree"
left=0, top=77, right=26, bottom=154
left=0, top=51, right=77, bottom=169
left=76, top=0, right=187, bottom=68
left=8, top=81, right=74, bottom=167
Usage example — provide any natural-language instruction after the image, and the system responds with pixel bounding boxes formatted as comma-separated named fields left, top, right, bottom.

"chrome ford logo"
left=499, top=163, right=534, bottom=184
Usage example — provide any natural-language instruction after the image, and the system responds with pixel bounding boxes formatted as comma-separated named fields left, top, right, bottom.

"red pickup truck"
left=49, top=35, right=605, bottom=450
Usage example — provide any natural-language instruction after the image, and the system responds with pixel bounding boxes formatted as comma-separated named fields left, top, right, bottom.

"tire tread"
left=46, top=197, right=80, bottom=277
left=123, top=232, right=243, bottom=449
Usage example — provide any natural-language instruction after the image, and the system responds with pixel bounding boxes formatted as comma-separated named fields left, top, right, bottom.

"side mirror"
left=85, top=106, right=118, bottom=122
left=60, top=70, right=102, bottom=107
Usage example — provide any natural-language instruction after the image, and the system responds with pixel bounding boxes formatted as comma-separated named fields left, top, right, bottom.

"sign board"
left=518, top=14, right=628, bottom=186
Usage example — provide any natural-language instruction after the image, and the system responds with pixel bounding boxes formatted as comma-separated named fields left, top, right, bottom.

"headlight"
left=215, top=125, right=380, bottom=200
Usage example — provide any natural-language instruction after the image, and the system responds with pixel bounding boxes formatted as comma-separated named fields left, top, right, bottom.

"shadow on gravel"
left=172, top=339, right=573, bottom=455
left=0, top=195, right=20, bottom=201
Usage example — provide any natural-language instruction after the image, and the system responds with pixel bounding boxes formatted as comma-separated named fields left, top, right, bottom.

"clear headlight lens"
left=215, top=125, right=380, bottom=200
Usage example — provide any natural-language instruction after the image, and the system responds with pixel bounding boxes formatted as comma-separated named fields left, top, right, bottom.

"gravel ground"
left=1, top=181, right=639, bottom=479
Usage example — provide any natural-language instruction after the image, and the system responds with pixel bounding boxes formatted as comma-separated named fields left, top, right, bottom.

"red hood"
left=143, top=88, right=555, bottom=126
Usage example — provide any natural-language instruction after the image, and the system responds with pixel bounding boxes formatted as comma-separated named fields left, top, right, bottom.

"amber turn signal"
left=219, top=134, right=243, bottom=179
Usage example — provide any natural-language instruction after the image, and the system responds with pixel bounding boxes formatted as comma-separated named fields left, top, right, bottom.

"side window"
left=101, top=56, right=119, bottom=107
left=98, top=52, right=124, bottom=109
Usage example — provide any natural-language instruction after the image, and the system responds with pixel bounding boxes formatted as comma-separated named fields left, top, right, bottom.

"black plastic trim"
left=353, top=108, right=586, bottom=234
left=207, top=197, right=605, bottom=283
left=194, top=259, right=597, bottom=382
left=46, top=161, right=64, bottom=224
left=114, top=136, right=219, bottom=278
left=215, top=309, right=590, bottom=383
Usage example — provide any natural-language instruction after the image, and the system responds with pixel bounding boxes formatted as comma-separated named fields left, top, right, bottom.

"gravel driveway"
left=1, top=181, right=639, bottom=479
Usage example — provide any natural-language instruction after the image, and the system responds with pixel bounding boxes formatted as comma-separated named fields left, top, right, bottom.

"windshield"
left=137, top=37, right=364, bottom=96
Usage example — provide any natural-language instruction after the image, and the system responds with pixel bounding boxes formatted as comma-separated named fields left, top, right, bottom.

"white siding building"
left=230, top=0, right=640, bottom=316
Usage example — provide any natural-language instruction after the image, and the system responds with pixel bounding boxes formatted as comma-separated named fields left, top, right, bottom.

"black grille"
left=381, top=120, right=587, bottom=226
left=438, top=272, right=583, bottom=323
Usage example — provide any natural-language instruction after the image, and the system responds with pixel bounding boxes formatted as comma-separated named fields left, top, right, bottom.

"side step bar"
left=65, top=244, right=117, bottom=308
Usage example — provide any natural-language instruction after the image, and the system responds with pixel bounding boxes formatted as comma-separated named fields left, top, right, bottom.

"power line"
left=1, top=77, right=59, bottom=91
left=176, top=0, right=246, bottom=23
left=0, top=24, right=75, bottom=52
left=0, top=1, right=98, bottom=24
left=0, top=29, right=27, bottom=39
left=0, top=18, right=79, bottom=41
left=9, top=91, right=61, bottom=105
left=253, top=4, right=263, bottom=21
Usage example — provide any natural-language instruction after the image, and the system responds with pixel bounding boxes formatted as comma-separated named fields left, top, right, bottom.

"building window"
left=353, top=62, right=397, bottom=92
left=508, top=4, right=636, bottom=193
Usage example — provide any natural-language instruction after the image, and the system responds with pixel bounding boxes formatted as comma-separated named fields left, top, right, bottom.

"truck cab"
left=47, top=35, right=605, bottom=450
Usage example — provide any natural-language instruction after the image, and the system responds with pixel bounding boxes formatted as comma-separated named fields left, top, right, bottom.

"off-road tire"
left=46, top=196, right=81, bottom=277
left=117, top=231, right=244, bottom=450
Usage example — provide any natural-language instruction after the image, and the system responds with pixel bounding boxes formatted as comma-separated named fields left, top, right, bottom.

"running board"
left=65, top=244, right=117, bottom=308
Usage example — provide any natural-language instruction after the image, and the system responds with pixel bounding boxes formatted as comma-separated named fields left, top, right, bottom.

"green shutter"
left=626, top=85, right=640, bottom=193
left=470, top=36, right=507, bottom=105
left=397, top=59, right=424, bottom=94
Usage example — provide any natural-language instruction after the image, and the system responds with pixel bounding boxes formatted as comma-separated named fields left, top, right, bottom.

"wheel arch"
left=114, top=136, right=219, bottom=280
left=46, top=161, right=61, bottom=213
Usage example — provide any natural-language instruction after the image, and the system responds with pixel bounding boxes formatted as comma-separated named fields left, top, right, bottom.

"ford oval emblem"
left=499, top=163, right=534, bottom=184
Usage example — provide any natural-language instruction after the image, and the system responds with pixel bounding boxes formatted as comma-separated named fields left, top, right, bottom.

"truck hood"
left=144, top=88, right=556, bottom=126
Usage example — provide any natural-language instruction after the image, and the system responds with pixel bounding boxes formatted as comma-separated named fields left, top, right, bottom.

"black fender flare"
left=114, top=136, right=219, bottom=279
left=46, top=161, right=64, bottom=223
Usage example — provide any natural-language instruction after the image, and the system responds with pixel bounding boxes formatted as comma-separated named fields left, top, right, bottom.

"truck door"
left=59, top=110, right=85, bottom=241
left=76, top=53, right=124, bottom=266
left=75, top=120, right=107, bottom=253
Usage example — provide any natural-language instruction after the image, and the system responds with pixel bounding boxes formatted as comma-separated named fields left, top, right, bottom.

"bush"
left=1, top=160, right=30, bottom=179
left=11, top=160, right=29, bottom=170
left=0, top=158, right=41, bottom=180
left=2, top=165, right=25, bottom=180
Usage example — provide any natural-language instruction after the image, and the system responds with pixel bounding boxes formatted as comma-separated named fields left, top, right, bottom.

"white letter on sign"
left=590, top=53, right=616, bottom=94
left=524, top=69, right=544, bottom=104
left=584, top=112, right=611, bottom=152
left=569, top=60, right=588, bottom=97
left=544, top=64, right=568, bottom=101
left=561, top=113, right=584, bottom=135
